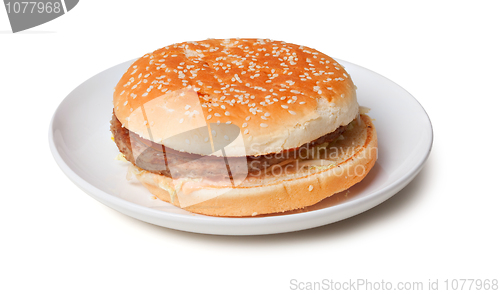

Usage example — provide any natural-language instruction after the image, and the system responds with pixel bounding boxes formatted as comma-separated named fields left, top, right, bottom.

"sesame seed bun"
left=113, top=38, right=358, bottom=156
left=131, top=114, right=377, bottom=217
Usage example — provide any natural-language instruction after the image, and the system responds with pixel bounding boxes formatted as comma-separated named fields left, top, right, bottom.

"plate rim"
left=48, top=58, right=433, bottom=235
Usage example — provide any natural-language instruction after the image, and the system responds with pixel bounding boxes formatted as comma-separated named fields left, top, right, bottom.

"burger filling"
left=111, top=113, right=349, bottom=179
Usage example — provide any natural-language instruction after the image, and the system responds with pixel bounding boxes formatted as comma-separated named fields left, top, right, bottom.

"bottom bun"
left=132, top=114, right=377, bottom=217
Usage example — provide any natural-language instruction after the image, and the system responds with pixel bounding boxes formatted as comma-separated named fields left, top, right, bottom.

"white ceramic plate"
left=49, top=58, right=433, bottom=235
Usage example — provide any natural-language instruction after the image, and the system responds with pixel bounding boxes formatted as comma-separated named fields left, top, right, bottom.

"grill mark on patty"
left=110, top=112, right=347, bottom=179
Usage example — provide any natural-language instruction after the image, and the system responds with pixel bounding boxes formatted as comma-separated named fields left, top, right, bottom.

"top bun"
left=113, top=38, right=358, bottom=156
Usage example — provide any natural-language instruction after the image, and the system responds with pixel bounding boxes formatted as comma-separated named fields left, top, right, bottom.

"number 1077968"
left=5, top=1, right=62, bottom=14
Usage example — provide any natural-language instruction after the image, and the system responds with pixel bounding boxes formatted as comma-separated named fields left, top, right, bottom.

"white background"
left=1, top=1, right=499, bottom=293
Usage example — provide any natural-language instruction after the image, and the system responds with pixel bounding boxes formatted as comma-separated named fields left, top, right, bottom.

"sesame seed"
left=308, top=185, right=314, bottom=191
left=120, top=39, right=350, bottom=145
left=260, top=123, right=268, bottom=128
left=244, top=129, right=249, bottom=134
left=179, top=118, right=184, bottom=123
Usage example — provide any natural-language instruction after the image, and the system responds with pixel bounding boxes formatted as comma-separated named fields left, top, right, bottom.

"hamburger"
left=111, top=38, right=377, bottom=217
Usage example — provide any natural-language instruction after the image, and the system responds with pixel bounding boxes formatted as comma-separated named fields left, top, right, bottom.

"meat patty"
left=111, top=113, right=347, bottom=179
